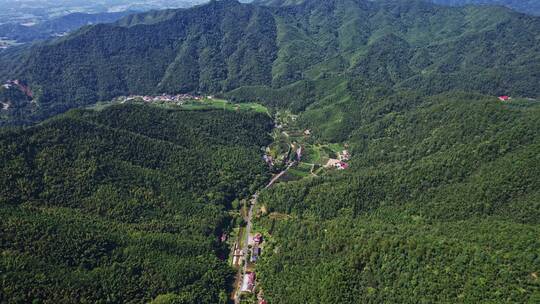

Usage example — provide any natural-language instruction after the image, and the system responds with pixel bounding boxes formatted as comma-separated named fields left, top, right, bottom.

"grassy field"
left=302, top=143, right=345, bottom=165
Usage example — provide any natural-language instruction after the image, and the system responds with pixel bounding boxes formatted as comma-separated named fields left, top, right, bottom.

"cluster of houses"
left=119, top=93, right=209, bottom=104
left=232, top=233, right=264, bottom=269
left=325, top=149, right=351, bottom=170
left=240, top=233, right=264, bottom=293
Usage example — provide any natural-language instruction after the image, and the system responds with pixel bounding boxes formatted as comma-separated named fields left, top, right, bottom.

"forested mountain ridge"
left=256, top=0, right=540, bottom=16
left=0, top=104, right=273, bottom=303
left=1, top=0, right=539, bottom=125
left=0, top=1, right=539, bottom=303
left=433, top=0, right=540, bottom=16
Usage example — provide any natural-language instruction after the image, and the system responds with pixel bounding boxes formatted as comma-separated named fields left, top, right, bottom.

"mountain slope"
left=255, top=91, right=540, bottom=303
left=1, top=0, right=539, bottom=125
left=433, top=0, right=540, bottom=16
left=257, top=0, right=540, bottom=15
left=0, top=104, right=273, bottom=302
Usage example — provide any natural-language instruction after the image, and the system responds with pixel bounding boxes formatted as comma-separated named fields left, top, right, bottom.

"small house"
left=336, top=161, right=349, bottom=170
left=241, top=272, right=256, bottom=292
left=251, top=245, right=261, bottom=263
left=498, top=96, right=510, bottom=101
left=253, top=233, right=263, bottom=244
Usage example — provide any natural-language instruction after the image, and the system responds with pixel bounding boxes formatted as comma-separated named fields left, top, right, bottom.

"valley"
left=229, top=109, right=352, bottom=304
left=0, top=0, right=539, bottom=303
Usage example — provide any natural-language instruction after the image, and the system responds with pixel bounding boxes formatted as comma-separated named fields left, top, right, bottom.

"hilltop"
left=433, top=0, right=540, bottom=16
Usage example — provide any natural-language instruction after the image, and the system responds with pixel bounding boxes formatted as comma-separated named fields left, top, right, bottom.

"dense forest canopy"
left=254, top=91, right=540, bottom=303
left=0, top=0, right=539, bottom=303
left=0, top=104, right=273, bottom=303
left=1, top=0, right=539, bottom=125
left=432, top=0, right=540, bottom=16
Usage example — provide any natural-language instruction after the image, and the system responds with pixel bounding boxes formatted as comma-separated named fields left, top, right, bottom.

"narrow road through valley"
left=234, top=162, right=294, bottom=303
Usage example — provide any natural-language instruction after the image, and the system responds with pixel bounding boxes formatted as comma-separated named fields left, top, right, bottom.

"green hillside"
left=0, top=1, right=539, bottom=303
left=254, top=91, right=540, bottom=303
left=257, top=0, right=540, bottom=15
left=433, top=0, right=540, bottom=16
left=1, top=0, right=539, bottom=125
left=0, top=104, right=273, bottom=303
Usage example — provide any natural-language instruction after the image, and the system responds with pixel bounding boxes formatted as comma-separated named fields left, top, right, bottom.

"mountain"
left=432, top=0, right=540, bottom=16
left=0, top=104, right=273, bottom=302
left=1, top=0, right=539, bottom=125
left=256, top=0, right=540, bottom=15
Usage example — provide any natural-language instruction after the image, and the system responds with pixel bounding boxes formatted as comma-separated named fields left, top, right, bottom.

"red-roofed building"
left=498, top=96, right=510, bottom=101
left=337, top=161, right=349, bottom=170
left=241, top=272, right=256, bottom=292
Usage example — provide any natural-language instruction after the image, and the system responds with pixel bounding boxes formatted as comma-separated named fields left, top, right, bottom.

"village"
left=262, top=110, right=352, bottom=180
left=111, top=93, right=271, bottom=114
left=227, top=190, right=269, bottom=304
left=117, top=93, right=208, bottom=105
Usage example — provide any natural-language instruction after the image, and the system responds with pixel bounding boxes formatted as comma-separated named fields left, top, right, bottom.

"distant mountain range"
left=0, top=0, right=539, bottom=125
left=256, top=0, right=540, bottom=15
left=432, top=0, right=540, bottom=16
